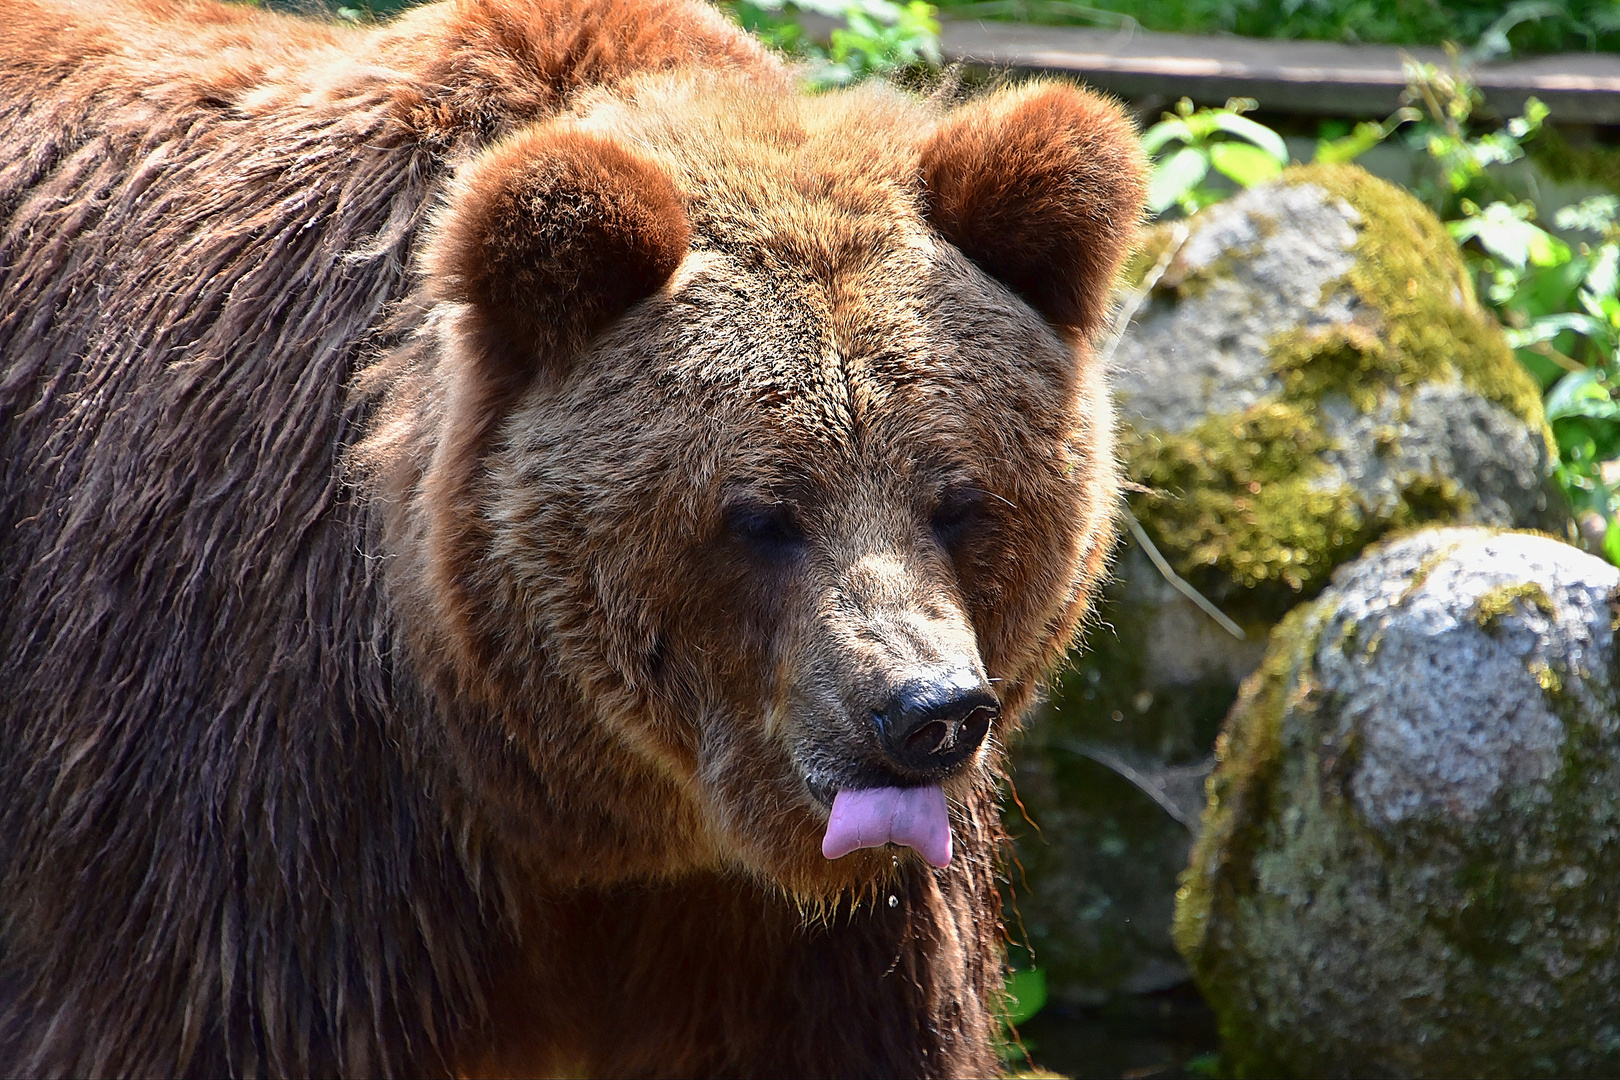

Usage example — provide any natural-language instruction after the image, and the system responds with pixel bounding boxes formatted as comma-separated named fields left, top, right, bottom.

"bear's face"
left=387, top=73, right=1142, bottom=892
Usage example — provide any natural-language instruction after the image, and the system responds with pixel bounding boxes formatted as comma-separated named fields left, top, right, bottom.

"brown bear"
left=0, top=0, right=1144, bottom=1075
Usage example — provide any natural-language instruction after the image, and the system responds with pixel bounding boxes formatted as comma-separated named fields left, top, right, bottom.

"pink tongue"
left=822, top=786, right=952, bottom=868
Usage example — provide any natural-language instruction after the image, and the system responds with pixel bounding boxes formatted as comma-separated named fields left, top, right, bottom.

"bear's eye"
left=931, top=487, right=989, bottom=548
left=725, top=500, right=806, bottom=557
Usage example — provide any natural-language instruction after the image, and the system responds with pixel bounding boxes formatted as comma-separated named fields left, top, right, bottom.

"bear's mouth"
left=805, top=776, right=838, bottom=809
left=802, top=771, right=955, bottom=868
left=801, top=759, right=928, bottom=811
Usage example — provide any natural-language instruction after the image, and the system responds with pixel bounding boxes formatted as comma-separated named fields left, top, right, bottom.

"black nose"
left=872, top=671, right=999, bottom=776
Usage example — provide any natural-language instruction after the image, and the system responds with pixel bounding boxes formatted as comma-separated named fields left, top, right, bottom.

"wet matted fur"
left=0, top=0, right=1144, bottom=1075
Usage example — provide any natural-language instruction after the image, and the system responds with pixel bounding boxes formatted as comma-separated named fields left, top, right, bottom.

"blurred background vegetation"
left=930, top=0, right=1620, bottom=54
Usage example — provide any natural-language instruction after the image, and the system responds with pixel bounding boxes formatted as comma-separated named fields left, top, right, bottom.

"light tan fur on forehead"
left=571, top=72, right=934, bottom=261
left=570, top=71, right=1143, bottom=346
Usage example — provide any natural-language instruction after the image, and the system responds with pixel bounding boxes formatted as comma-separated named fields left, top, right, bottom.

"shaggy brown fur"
left=0, top=0, right=1144, bottom=1076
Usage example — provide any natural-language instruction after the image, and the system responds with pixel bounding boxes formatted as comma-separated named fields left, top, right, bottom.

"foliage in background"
left=279, top=0, right=1620, bottom=60
left=1396, top=63, right=1620, bottom=563
left=723, top=0, right=940, bottom=87
left=928, top=0, right=1620, bottom=56
left=1140, top=97, right=1290, bottom=215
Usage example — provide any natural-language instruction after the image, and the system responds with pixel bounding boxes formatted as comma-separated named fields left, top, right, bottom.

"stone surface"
left=1176, top=528, right=1620, bottom=1077
left=1114, top=163, right=1565, bottom=609
left=1011, top=164, right=1570, bottom=1007
left=1112, top=180, right=1363, bottom=437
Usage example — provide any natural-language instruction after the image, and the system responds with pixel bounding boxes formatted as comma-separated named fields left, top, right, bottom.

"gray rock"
left=1115, top=165, right=1565, bottom=609
left=1317, top=378, right=1558, bottom=532
left=1012, top=165, right=1569, bottom=1007
left=1112, top=180, right=1362, bottom=434
left=1176, top=528, right=1620, bottom=1077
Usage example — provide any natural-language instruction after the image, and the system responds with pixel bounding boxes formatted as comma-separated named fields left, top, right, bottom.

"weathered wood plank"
left=940, top=20, right=1620, bottom=124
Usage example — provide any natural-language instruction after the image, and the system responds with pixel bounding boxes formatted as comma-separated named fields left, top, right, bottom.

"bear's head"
left=365, top=73, right=1144, bottom=895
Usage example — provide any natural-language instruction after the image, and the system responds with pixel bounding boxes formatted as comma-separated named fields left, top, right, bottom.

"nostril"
left=905, top=719, right=951, bottom=755
left=959, top=706, right=993, bottom=748
left=872, top=673, right=1000, bottom=774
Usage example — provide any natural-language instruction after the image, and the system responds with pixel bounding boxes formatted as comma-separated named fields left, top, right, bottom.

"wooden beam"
left=940, top=20, right=1620, bottom=125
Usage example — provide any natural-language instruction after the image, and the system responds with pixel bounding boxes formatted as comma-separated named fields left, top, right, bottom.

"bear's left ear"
left=429, top=125, right=691, bottom=372
left=919, top=83, right=1146, bottom=338
left=416, top=129, right=689, bottom=691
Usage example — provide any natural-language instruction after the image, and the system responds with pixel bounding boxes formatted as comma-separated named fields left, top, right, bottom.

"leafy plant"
left=1389, top=56, right=1620, bottom=562
left=725, top=0, right=941, bottom=89
left=1314, top=108, right=1420, bottom=166
left=1449, top=198, right=1569, bottom=272
left=1141, top=98, right=1291, bottom=216
left=1488, top=196, right=1620, bottom=561
left=1403, top=53, right=1552, bottom=213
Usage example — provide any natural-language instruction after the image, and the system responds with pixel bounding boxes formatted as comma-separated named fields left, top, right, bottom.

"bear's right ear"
left=428, top=125, right=691, bottom=376
left=919, top=83, right=1146, bottom=339
left=417, top=129, right=688, bottom=690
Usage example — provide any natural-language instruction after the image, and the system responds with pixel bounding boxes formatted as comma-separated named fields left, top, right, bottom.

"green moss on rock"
left=1120, top=224, right=1187, bottom=290
left=1124, top=404, right=1364, bottom=595
left=1172, top=601, right=1323, bottom=967
left=1475, top=580, right=1557, bottom=633
left=1174, top=529, right=1620, bottom=1078
left=1287, top=164, right=1544, bottom=428
left=1124, top=165, right=1551, bottom=606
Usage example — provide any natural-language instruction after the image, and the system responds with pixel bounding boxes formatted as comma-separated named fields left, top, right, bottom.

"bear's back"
left=0, top=2, right=772, bottom=1075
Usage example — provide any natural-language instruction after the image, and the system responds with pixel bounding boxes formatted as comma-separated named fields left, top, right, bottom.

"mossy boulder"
left=1116, top=163, right=1564, bottom=610
left=1011, top=165, right=1570, bottom=1006
left=1176, top=528, right=1620, bottom=1077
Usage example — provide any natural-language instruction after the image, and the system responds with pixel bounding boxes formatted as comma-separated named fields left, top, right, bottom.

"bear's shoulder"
left=0, top=0, right=777, bottom=143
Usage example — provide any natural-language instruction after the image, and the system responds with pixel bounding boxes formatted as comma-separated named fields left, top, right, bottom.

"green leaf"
left=1505, top=312, right=1608, bottom=348
left=1510, top=254, right=1593, bottom=320
left=1449, top=202, right=1568, bottom=270
left=1545, top=369, right=1620, bottom=422
left=1587, top=245, right=1620, bottom=301
left=1579, top=287, right=1620, bottom=330
left=1315, top=120, right=1387, bottom=165
left=1140, top=118, right=1195, bottom=157
left=1147, top=146, right=1209, bottom=215
left=1467, top=3, right=1562, bottom=65
left=1209, top=141, right=1284, bottom=188
left=1605, top=519, right=1620, bottom=568
left=1528, top=228, right=1573, bottom=268
left=1555, top=196, right=1620, bottom=238
left=1209, top=112, right=1289, bottom=163
left=1520, top=95, right=1550, bottom=130
left=1002, top=968, right=1047, bottom=1026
